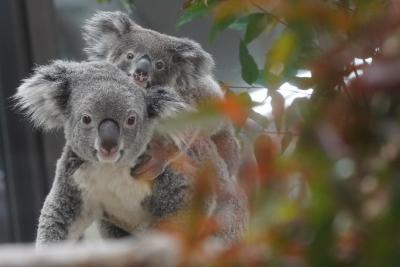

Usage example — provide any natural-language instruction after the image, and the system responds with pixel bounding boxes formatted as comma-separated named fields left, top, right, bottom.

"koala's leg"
left=187, top=137, right=249, bottom=243
left=211, top=182, right=249, bottom=244
left=36, top=149, right=92, bottom=247
left=97, top=220, right=131, bottom=239
left=211, top=126, right=241, bottom=177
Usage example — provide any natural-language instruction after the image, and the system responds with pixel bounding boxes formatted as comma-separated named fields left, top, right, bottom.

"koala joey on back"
left=14, top=60, right=199, bottom=246
left=82, top=11, right=241, bottom=178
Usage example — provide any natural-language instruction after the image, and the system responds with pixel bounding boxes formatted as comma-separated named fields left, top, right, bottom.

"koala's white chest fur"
left=73, top=163, right=152, bottom=232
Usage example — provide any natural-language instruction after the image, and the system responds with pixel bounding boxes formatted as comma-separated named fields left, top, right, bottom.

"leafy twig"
left=333, top=1, right=355, bottom=13
left=248, top=0, right=322, bottom=51
left=248, top=0, right=288, bottom=26
left=228, top=85, right=313, bottom=96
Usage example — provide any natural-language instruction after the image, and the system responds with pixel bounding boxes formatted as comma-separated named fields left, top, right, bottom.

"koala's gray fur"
left=82, top=11, right=241, bottom=175
left=82, top=11, right=219, bottom=104
left=81, top=11, right=248, bottom=243
left=15, top=60, right=198, bottom=247
left=16, top=60, right=247, bottom=247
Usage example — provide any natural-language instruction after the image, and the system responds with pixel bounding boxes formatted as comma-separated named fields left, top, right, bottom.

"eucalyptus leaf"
left=244, top=13, right=269, bottom=44
left=177, top=0, right=216, bottom=28
left=229, top=16, right=250, bottom=31
left=209, top=17, right=236, bottom=42
left=264, top=30, right=299, bottom=88
left=240, top=40, right=259, bottom=85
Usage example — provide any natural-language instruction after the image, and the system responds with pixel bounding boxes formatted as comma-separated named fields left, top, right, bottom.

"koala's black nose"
left=133, top=55, right=151, bottom=83
left=98, top=119, right=120, bottom=154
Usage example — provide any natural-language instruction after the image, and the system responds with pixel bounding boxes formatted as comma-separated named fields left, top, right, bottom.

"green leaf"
left=177, top=0, right=216, bottom=28
left=228, top=16, right=250, bottom=31
left=244, top=13, right=269, bottom=44
left=238, top=91, right=254, bottom=107
left=263, top=71, right=283, bottom=90
left=255, top=69, right=266, bottom=86
left=264, top=30, right=299, bottom=88
left=96, top=0, right=110, bottom=3
left=209, top=16, right=236, bottom=42
left=240, top=40, right=259, bottom=85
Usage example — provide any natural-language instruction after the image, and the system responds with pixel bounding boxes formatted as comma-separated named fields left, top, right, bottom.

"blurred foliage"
left=102, top=0, right=400, bottom=266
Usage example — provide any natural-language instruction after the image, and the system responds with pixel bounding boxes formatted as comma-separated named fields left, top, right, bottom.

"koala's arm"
left=36, top=148, right=89, bottom=247
left=186, top=137, right=248, bottom=243
left=184, top=76, right=241, bottom=177
left=142, top=167, right=192, bottom=220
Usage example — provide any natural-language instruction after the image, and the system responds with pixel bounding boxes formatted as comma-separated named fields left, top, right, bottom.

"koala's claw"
left=131, top=153, right=166, bottom=180
left=131, top=154, right=152, bottom=176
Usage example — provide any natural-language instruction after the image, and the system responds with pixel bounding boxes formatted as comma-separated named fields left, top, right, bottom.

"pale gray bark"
left=0, top=233, right=187, bottom=267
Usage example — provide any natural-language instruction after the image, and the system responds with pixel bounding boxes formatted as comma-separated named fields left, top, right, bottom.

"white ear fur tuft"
left=83, top=11, right=135, bottom=60
left=14, top=61, right=71, bottom=130
left=174, top=39, right=215, bottom=75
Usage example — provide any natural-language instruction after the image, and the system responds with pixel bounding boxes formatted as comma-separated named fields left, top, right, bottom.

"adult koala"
left=14, top=61, right=185, bottom=246
left=82, top=11, right=241, bottom=179
left=16, top=61, right=247, bottom=247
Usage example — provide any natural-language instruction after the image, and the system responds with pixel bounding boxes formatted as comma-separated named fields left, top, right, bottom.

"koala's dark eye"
left=155, top=61, right=164, bottom=70
left=127, top=53, right=134, bottom=60
left=125, top=116, right=136, bottom=127
left=172, top=54, right=183, bottom=63
left=82, top=114, right=92, bottom=125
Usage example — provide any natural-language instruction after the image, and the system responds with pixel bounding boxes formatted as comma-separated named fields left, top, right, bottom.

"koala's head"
left=15, top=61, right=185, bottom=165
left=82, top=11, right=215, bottom=90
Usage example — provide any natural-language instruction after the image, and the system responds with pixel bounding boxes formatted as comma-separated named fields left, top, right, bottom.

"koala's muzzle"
left=98, top=119, right=120, bottom=156
left=133, top=55, right=151, bottom=84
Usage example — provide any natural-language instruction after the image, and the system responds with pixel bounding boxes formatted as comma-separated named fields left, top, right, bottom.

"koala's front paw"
left=131, top=139, right=179, bottom=180
left=142, top=167, right=192, bottom=218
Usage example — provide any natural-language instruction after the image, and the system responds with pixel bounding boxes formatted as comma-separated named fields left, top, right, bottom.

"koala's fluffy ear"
left=172, top=39, right=215, bottom=75
left=14, top=60, right=73, bottom=130
left=145, top=86, right=189, bottom=119
left=83, top=11, right=135, bottom=60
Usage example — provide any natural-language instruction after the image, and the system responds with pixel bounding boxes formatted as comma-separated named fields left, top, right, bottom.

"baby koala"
left=15, top=60, right=188, bottom=246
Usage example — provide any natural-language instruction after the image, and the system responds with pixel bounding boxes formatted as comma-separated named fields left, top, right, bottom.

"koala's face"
left=83, top=11, right=214, bottom=90
left=111, top=34, right=177, bottom=89
left=15, top=61, right=186, bottom=166
left=67, top=84, right=149, bottom=164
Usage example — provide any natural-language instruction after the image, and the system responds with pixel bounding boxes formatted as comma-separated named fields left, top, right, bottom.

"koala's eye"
left=127, top=53, right=134, bottom=60
left=125, top=116, right=136, bottom=127
left=81, top=114, right=92, bottom=125
left=155, top=61, right=165, bottom=70
left=172, top=54, right=183, bottom=63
